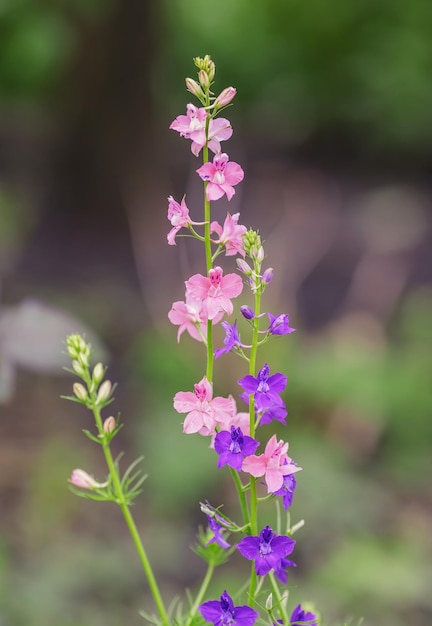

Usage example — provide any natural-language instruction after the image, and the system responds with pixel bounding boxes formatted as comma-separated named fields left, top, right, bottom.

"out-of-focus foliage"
left=160, top=0, right=432, bottom=152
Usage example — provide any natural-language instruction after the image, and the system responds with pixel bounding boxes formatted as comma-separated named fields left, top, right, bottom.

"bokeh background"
left=0, top=1, right=432, bottom=625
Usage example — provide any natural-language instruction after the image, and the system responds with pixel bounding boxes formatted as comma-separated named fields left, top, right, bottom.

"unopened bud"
left=73, top=382, right=88, bottom=401
left=198, top=69, right=209, bottom=89
left=214, top=86, right=236, bottom=108
left=103, top=416, right=116, bottom=433
left=96, top=380, right=112, bottom=404
left=69, top=469, right=108, bottom=490
left=92, top=362, right=104, bottom=385
left=240, top=305, right=255, bottom=320
left=265, top=593, right=273, bottom=611
left=72, top=360, right=85, bottom=377
left=262, top=267, right=274, bottom=284
left=236, top=258, right=252, bottom=275
left=185, top=77, right=204, bottom=99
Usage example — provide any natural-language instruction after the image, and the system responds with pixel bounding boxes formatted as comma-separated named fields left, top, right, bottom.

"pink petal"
left=183, top=411, right=205, bottom=434
left=221, top=273, right=243, bottom=298
left=205, top=183, right=225, bottom=202
left=173, top=391, right=197, bottom=413
left=224, top=161, right=244, bottom=185
left=242, top=455, right=266, bottom=477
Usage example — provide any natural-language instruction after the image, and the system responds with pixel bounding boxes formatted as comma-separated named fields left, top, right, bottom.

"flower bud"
left=262, top=267, right=274, bottom=284
left=236, top=258, right=252, bottom=275
left=265, top=593, right=273, bottom=611
left=214, top=86, right=236, bottom=108
left=240, top=305, right=255, bottom=320
left=103, top=416, right=116, bottom=433
left=198, top=69, right=210, bottom=89
left=72, top=360, right=85, bottom=377
left=92, top=362, right=104, bottom=385
left=96, top=380, right=112, bottom=404
left=73, top=382, right=88, bottom=401
left=69, top=469, right=108, bottom=490
left=254, top=245, right=265, bottom=263
left=185, top=77, right=204, bottom=99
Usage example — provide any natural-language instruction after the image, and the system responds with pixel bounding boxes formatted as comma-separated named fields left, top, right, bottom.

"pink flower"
left=168, top=295, right=209, bottom=342
left=197, top=153, right=244, bottom=201
left=242, top=435, right=301, bottom=493
left=167, top=195, right=191, bottom=245
left=170, top=104, right=232, bottom=156
left=185, top=266, right=243, bottom=320
left=174, top=376, right=234, bottom=435
left=69, top=469, right=108, bottom=490
left=211, top=212, right=247, bottom=256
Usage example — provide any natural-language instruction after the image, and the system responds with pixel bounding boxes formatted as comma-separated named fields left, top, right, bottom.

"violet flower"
left=236, top=525, right=296, bottom=576
left=238, top=363, right=287, bottom=412
left=215, top=321, right=243, bottom=359
left=214, top=426, right=259, bottom=471
left=199, top=590, right=258, bottom=626
left=273, top=472, right=297, bottom=510
left=290, top=604, right=318, bottom=625
left=267, top=312, right=296, bottom=336
left=206, top=513, right=231, bottom=549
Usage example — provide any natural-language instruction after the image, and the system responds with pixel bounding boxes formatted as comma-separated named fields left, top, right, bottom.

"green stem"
left=268, top=572, right=289, bottom=625
left=229, top=468, right=250, bottom=528
left=185, top=562, right=215, bottom=626
left=93, top=405, right=169, bottom=626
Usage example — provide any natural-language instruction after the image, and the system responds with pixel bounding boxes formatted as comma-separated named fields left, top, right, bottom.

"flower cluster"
left=63, top=55, right=320, bottom=626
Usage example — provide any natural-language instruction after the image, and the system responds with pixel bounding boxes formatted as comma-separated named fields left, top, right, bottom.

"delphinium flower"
left=214, top=426, right=259, bottom=471
left=215, top=320, right=245, bottom=359
left=273, top=472, right=297, bottom=510
left=205, top=510, right=231, bottom=549
left=242, top=434, right=301, bottom=493
left=290, top=604, right=318, bottom=625
left=197, top=152, right=244, bottom=201
left=173, top=376, right=233, bottom=435
left=168, top=295, right=210, bottom=342
left=266, top=312, right=296, bottom=336
left=186, top=266, right=243, bottom=319
left=199, top=590, right=259, bottom=626
left=170, top=103, right=233, bottom=156
left=211, top=212, right=247, bottom=256
left=167, top=195, right=192, bottom=245
left=237, top=525, right=296, bottom=577
left=238, top=363, right=288, bottom=425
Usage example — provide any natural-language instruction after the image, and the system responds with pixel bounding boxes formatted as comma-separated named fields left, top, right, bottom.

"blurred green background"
left=0, top=1, right=432, bottom=624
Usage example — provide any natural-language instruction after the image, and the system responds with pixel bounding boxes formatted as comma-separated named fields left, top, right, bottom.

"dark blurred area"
left=0, top=1, right=431, bottom=625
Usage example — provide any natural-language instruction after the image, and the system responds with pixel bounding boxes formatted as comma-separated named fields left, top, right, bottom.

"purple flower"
left=267, top=313, right=295, bottom=336
left=206, top=514, right=231, bottom=549
left=274, top=556, right=297, bottom=584
left=199, top=590, right=259, bottom=626
left=215, top=321, right=243, bottom=359
left=238, top=363, right=287, bottom=412
left=290, top=604, right=318, bottom=625
left=236, top=525, right=296, bottom=576
left=214, top=426, right=259, bottom=471
left=259, top=402, right=287, bottom=426
left=273, top=473, right=297, bottom=510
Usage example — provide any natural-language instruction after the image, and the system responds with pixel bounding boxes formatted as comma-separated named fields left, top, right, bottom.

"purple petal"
left=237, top=536, right=259, bottom=560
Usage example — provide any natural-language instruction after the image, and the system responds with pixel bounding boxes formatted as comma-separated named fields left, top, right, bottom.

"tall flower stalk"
left=62, top=56, right=320, bottom=626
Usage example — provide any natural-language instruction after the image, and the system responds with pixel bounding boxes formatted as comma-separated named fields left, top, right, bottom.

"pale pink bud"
left=69, top=469, right=108, bottom=490
left=185, top=77, right=204, bottom=99
left=73, top=382, right=87, bottom=401
left=236, top=258, right=252, bottom=275
left=92, top=362, right=104, bottom=385
left=198, top=69, right=210, bottom=88
left=207, top=59, right=215, bottom=82
left=103, top=416, right=116, bottom=433
left=96, top=380, right=112, bottom=403
left=214, top=86, right=236, bottom=108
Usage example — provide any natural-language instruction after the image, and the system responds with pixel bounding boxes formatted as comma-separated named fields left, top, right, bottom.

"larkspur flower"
left=273, top=472, right=297, bottom=510
left=168, top=295, right=211, bottom=342
left=238, top=363, right=287, bottom=413
left=69, top=469, right=108, bottom=490
left=267, top=312, right=296, bottom=336
left=242, top=434, right=301, bottom=493
left=237, top=525, right=296, bottom=576
left=197, top=153, right=244, bottom=201
left=199, top=590, right=258, bottom=626
left=170, top=104, right=232, bottom=156
left=215, top=321, right=244, bottom=359
left=290, top=604, right=318, bottom=625
left=206, top=512, right=231, bottom=549
left=186, top=266, right=243, bottom=320
left=173, top=376, right=233, bottom=435
left=167, top=195, right=195, bottom=245
left=211, top=212, right=247, bottom=256
left=214, top=426, right=259, bottom=471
